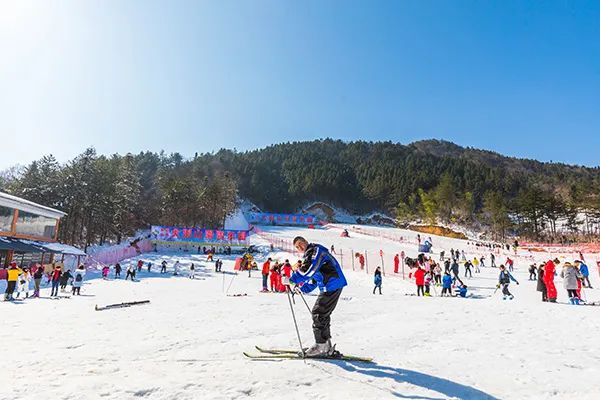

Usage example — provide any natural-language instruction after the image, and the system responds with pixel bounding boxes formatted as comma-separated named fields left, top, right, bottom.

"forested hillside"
left=1, top=139, right=598, bottom=246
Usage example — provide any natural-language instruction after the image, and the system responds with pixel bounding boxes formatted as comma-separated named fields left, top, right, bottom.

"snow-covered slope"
left=2, top=225, right=599, bottom=400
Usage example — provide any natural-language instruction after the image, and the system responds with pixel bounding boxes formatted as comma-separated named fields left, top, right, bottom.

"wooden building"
left=0, top=191, right=83, bottom=267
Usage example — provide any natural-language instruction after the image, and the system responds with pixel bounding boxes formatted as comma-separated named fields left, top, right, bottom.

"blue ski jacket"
left=579, top=263, right=589, bottom=277
left=499, top=270, right=518, bottom=284
left=442, top=274, right=453, bottom=289
left=290, top=243, right=347, bottom=293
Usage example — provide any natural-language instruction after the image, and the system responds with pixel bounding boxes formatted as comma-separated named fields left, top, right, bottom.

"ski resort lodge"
left=0, top=191, right=85, bottom=267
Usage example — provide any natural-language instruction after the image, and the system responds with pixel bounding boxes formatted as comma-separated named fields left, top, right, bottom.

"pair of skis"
left=244, top=346, right=373, bottom=363
left=95, top=300, right=150, bottom=311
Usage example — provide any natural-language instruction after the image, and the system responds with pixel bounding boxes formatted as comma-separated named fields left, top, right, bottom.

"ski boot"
left=509, top=295, right=514, bottom=300
left=303, top=340, right=332, bottom=358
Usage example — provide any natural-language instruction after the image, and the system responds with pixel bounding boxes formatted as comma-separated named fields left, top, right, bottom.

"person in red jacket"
left=544, top=258, right=560, bottom=302
left=261, top=258, right=271, bottom=292
left=269, top=262, right=280, bottom=292
left=394, top=254, right=400, bottom=274
left=414, top=265, right=425, bottom=296
left=359, top=254, right=365, bottom=270
left=282, top=260, right=292, bottom=279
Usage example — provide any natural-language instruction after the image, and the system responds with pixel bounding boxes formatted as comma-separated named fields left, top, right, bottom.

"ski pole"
left=296, top=289, right=312, bottom=315
left=225, top=271, right=237, bottom=295
left=286, top=287, right=305, bottom=358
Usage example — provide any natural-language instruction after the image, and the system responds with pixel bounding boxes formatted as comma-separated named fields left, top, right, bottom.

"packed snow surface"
left=2, top=225, right=600, bottom=400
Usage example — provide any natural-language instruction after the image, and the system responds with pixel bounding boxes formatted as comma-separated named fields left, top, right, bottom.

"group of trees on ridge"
left=0, top=139, right=598, bottom=247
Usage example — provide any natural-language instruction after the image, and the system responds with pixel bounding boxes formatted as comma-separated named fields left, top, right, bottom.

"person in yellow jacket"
left=5, top=261, right=23, bottom=301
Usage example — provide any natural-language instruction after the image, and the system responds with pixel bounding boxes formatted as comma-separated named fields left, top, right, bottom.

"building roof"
left=0, top=191, right=66, bottom=219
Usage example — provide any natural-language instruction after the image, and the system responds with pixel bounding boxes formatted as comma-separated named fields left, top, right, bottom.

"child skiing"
left=373, top=267, right=382, bottom=295
left=160, top=260, right=167, bottom=273
left=497, top=265, right=519, bottom=300
left=102, top=265, right=110, bottom=279
left=115, top=263, right=122, bottom=278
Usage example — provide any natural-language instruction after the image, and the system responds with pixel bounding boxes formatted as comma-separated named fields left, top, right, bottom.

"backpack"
left=75, top=273, right=83, bottom=282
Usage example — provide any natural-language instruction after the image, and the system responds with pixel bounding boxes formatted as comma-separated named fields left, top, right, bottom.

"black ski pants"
left=312, top=289, right=342, bottom=344
left=416, top=285, right=424, bottom=296
left=501, top=283, right=511, bottom=296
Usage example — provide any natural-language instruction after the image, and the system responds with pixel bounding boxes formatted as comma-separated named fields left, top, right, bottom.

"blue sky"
left=1, top=0, right=598, bottom=168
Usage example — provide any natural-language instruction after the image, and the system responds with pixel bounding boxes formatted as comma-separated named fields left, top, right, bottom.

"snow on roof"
left=40, top=242, right=86, bottom=256
left=0, top=191, right=66, bottom=219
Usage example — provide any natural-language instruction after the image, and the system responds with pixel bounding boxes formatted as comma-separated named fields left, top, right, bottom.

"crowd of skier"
left=2, top=262, right=87, bottom=300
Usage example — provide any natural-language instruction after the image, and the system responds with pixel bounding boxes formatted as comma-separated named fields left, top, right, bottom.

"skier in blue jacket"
left=497, top=265, right=519, bottom=300
left=373, top=267, right=382, bottom=295
left=290, top=236, right=347, bottom=357
left=441, top=272, right=453, bottom=296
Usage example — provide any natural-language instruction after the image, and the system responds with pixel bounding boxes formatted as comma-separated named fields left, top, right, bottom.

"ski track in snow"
left=2, top=225, right=600, bottom=400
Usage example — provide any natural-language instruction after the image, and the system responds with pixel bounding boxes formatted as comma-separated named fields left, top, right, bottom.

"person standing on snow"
left=464, top=260, right=473, bottom=278
left=114, top=263, right=122, bottom=279
left=394, top=254, right=400, bottom=274
left=60, top=269, right=72, bottom=292
left=125, top=265, right=135, bottom=281
left=289, top=236, right=347, bottom=357
left=575, top=260, right=592, bottom=288
left=506, top=257, right=514, bottom=272
left=4, top=262, right=23, bottom=301
left=441, top=272, right=453, bottom=296
left=414, top=265, right=425, bottom=296
left=472, top=257, right=480, bottom=273
left=33, top=265, right=44, bottom=298
left=536, top=264, right=547, bottom=302
left=544, top=258, right=560, bottom=302
left=189, top=263, right=195, bottom=279
left=261, top=258, right=271, bottom=292
left=560, top=262, right=583, bottom=305
left=373, top=267, right=382, bottom=295
left=50, top=266, right=62, bottom=297
left=72, top=265, right=85, bottom=295
left=160, top=260, right=167, bottom=274
left=102, top=265, right=110, bottom=279
left=173, top=261, right=180, bottom=276
left=497, top=265, right=519, bottom=300
left=433, top=263, right=442, bottom=286
left=16, top=267, right=31, bottom=299
left=450, top=260, right=462, bottom=285
left=490, top=253, right=496, bottom=267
